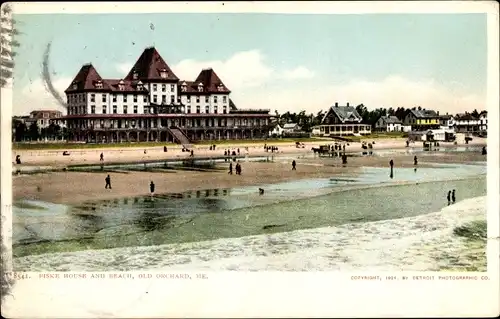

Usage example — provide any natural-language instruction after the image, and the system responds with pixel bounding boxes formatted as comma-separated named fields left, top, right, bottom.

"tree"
left=1, top=4, right=20, bottom=88
left=28, top=122, right=40, bottom=141
left=13, top=120, right=27, bottom=142
left=471, top=109, right=479, bottom=118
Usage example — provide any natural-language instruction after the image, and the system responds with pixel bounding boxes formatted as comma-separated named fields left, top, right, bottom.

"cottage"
left=316, top=103, right=371, bottom=137
left=403, top=108, right=440, bottom=131
left=454, top=113, right=480, bottom=134
left=268, top=124, right=284, bottom=137
left=374, top=115, right=403, bottom=132
left=282, top=123, right=301, bottom=133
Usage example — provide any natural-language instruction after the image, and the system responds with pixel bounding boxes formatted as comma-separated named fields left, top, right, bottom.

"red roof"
left=65, top=64, right=111, bottom=93
left=124, top=47, right=179, bottom=82
left=194, top=68, right=231, bottom=94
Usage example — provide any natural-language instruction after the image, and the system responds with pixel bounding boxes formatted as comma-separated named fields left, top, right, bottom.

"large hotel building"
left=63, top=47, right=273, bottom=144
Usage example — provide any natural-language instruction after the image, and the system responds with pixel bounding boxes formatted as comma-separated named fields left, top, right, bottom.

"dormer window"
left=217, top=84, right=224, bottom=92
left=132, top=70, right=138, bottom=80
left=118, top=80, right=125, bottom=91
left=95, top=80, right=103, bottom=89
left=159, top=68, right=168, bottom=79
left=137, top=80, right=143, bottom=91
left=198, top=83, right=204, bottom=92
left=72, top=82, right=77, bottom=90
left=181, top=81, right=187, bottom=92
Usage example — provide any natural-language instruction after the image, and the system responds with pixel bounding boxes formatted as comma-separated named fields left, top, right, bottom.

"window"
left=102, top=105, right=107, bottom=114
left=133, top=94, right=137, bottom=103
left=153, top=84, right=157, bottom=91
left=113, top=105, right=117, bottom=114
left=123, top=105, right=128, bottom=114
left=143, top=95, right=147, bottom=103
left=170, top=84, right=175, bottom=92
left=187, top=96, right=191, bottom=103
left=162, top=84, right=166, bottom=92
left=214, top=106, right=218, bottom=114
left=187, top=106, right=191, bottom=113
left=153, top=95, right=157, bottom=103
left=112, top=95, right=117, bottom=102
left=102, top=95, right=107, bottom=102
left=223, top=96, right=227, bottom=103
left=196, top=105, right=200, bottom=113
left=123, top=95, right=127, bottom=103
left=205, top=105, right=210, bottom=113
left=177, top=97, right=181, bottom=103
left=91, top=105, right=96, bottom=114
left=91, top=94, right=95, bottom=102
left=223, top=106, right=227, bottom=114
left=196, top=96, right=200, bottom=103
left=205, top=96, right=209, bottom=103
left=96, top=81, right=103, bottom=89
left=214, top=96, right=218, bottom=104
left=198, top=84, right=203, bottom=92
left=134, top=105, right=138, bottom=114
left=162, top=95, right=166, bottom=104
left=170, top=96, right=175, bottom=104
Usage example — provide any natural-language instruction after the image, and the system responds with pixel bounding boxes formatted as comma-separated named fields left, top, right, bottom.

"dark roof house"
left=321, top=103, right=363, bottom=124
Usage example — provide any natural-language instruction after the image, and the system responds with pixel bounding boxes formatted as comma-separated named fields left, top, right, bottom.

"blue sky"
left=12, top=13, right=487, bottom=115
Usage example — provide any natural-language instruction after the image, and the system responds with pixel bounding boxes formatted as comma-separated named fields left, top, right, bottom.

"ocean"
left=13, top=162, right=487, bottom=271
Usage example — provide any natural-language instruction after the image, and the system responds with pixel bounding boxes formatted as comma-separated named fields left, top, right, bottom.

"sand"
left=11, top=137, right=486, bottom=167
left=13, top=148, right=486, bottom=205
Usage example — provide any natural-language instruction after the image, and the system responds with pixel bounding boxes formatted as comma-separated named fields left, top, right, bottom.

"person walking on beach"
left=447, top=190, right=452, bottom=205
left=389, top=159, right=394, bottom=179
left=228, top=162, right=233, bottom=175
left=292, top=160, right=296, bottom=170
left=452, top=189, right=456, bottom=204
left=100, top=152, right=104, bottom=162
left=150, top=181, right=155, bottom=196
left=414, top=156, right=418, bottom=166
left=105, top=174, right=112, bottom=189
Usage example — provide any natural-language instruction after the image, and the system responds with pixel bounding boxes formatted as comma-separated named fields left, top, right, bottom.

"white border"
left=2, top=2, right=499, bottom=318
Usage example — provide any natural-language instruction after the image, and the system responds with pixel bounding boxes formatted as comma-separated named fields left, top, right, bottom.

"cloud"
left=233, top=75, right=486, bottom=115
left=116, top=62, right=133, bottom=76
left=14, top=51, right=485, bottom=118
left=14, top=77, right=70, bottom=115
left=281, top=66, right=315, bottom=80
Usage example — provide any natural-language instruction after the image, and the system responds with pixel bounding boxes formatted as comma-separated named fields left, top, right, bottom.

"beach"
left=12, top=138, right=488, bottom=271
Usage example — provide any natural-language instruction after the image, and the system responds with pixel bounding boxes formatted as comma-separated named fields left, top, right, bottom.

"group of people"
left=264, top=144, right=279, bottom=153
left=228, top=161, right=242, bottom=175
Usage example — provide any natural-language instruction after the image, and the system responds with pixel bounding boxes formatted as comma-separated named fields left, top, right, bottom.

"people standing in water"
left=452, top=189, right=456, bottom=204
left=150, top=181, right=155, bottom=196
left=228, top=162, right=233, bottom=175
left=292, top=160, right=296, bottom=170
left=447, top=190, right=452, bottom=205
left=105, top=174, right=112, bottom=189
left=100, top=152, right=104, bottom=162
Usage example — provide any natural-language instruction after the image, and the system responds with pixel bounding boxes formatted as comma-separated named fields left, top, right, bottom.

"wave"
left=13, top=196, right=487, bottom=272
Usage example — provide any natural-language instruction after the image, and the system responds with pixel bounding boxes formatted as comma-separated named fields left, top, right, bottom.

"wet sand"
left=13, top=150, right=486, bottom=205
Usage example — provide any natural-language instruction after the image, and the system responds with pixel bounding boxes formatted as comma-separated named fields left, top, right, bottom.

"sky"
left=11, top=13, right=487, bottom=116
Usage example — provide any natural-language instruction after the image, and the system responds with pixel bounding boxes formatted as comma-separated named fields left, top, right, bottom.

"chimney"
left=437, top=111, right=440, bottom=116
left=346, top=102, right=350, bottom=107
left=335, top=102, right=338, bottom=107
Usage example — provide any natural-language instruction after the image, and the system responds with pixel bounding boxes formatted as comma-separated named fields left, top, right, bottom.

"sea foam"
left=14, top=196, right=487, bottom=272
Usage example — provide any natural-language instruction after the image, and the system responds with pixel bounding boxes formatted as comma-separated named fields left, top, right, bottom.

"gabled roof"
left=379, top=115, right=402, bottom=124
left=283, top=123, right=299, bottom=129
left=194, top=68, right=231, bottom=94
left=65, top=64, right=111, bottom=93
left=124, top=47, right=179, bottom=82
left=321, top=104, right=363, bottom=124
left=407, top=108, right=439, bottom=118
left=454, top=113, right=478, bottom=121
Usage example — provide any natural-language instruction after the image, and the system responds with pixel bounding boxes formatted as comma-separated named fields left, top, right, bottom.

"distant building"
left=438, top=114, right=455, bottom=130
left=268, top=124, right=284, bottom=137
left=282, top=123, right=301, bottom=133
left=24, top=110, right=64, bottom=129
left=315, top=102, right=371, bottom=137
left=63, top=47, right=272, bottom=144
left=479, top=111, right=487, bottom=132
left=403, top=108, right=440, bottom=131
left=454, top=113, right=480, bottom=133
left=374, top=115, right=402, bottom=132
